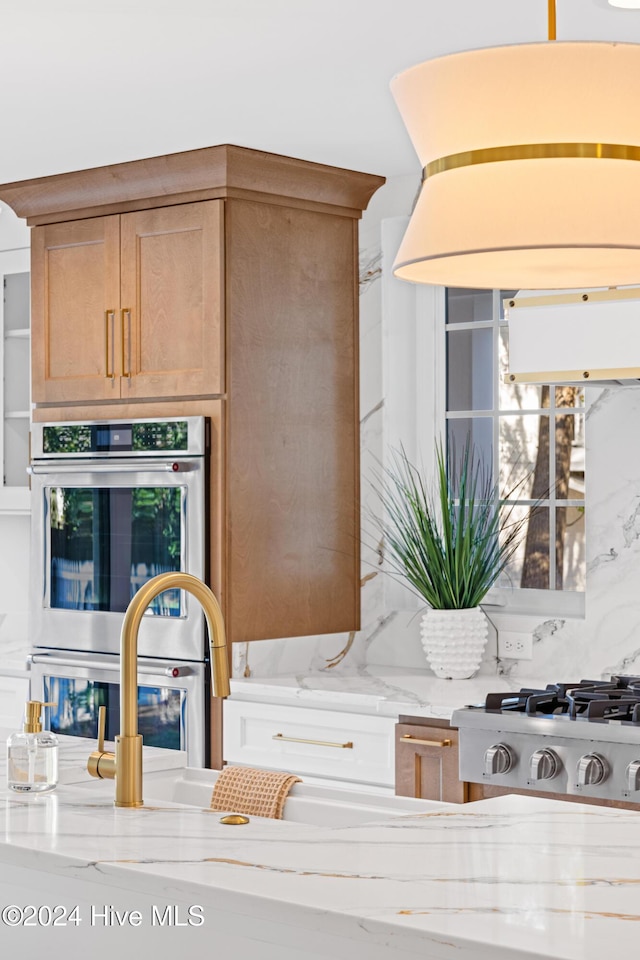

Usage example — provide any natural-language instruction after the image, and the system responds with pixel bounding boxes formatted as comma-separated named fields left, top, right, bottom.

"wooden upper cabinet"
left=31, top=201, right=223, bottom=403
left=31, top=216, right=121, bottom=403
left=120, top=202, right=223, bottom=399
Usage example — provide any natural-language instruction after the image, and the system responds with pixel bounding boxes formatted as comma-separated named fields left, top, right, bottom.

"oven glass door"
left=30, top=459, right=206, bottom=660
left=30, top=653, right=206, bottom=766
left=44, top=675, right=185, bottom=750
left=49, top=484, right=183, bottom=616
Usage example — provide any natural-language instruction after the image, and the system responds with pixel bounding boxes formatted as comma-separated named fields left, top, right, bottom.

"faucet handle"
left=97, top=705, right=106, bottom=753
left=87, top=705, right=116, bottom=782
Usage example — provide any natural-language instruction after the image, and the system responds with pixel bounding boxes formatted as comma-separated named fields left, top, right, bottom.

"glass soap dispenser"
left=7, top=700, right=59, bottom=793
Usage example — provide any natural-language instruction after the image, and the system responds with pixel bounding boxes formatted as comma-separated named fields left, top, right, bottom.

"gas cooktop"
left=486, top=675, right=640, bottom=722
left=451, top=675, right=640, bottom=802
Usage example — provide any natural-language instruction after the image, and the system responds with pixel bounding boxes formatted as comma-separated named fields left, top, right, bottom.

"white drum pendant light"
left=391, top=2, right=640, bottom=289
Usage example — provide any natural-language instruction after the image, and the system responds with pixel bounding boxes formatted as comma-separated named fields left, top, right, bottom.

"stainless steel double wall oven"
left=29, top=416, right=211, bottom=765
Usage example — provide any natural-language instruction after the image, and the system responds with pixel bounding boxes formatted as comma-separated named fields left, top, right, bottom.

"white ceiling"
left=0, top=0, right=637, bottom=185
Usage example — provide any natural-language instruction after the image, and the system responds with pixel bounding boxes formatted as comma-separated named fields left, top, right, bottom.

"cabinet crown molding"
left=0, top=144, right=386, bottom=225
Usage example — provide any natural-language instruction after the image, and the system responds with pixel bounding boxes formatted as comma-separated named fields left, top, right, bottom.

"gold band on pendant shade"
left=423, top=142, right=640, bottom=181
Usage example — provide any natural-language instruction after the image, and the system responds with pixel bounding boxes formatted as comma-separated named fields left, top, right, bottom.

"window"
left=444, top=288, right=585, bottom=612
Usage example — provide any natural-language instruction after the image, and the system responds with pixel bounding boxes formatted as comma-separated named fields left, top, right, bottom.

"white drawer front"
left=224, top=700, right=395, bottom=786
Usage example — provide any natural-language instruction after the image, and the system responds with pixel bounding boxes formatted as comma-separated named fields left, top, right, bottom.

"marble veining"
left=358, top=248, right=382, bottom=292
left=3, top=773, right=640, bottom=960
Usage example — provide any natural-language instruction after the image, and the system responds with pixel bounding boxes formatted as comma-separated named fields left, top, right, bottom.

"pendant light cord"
left=548, top=0, right=556, bottom=40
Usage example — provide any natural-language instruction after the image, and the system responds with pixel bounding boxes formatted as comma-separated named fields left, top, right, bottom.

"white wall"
left=0, top=203, right=30, bottom=645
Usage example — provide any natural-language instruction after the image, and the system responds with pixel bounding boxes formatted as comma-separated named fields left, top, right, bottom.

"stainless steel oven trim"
left=31, top=416, right=207, bottom=460
left=29, top=457, right=206, bottom=662
left=29, top=651, right=206, bottom=767
left=30, top=652, right=198, bottom=678
left=28, top=460, right=200, bottom=475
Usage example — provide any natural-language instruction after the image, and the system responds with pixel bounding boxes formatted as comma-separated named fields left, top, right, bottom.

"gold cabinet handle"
left=104, top=310, right=115, bottom=379
left=121, top=308, right=132, bottom=377
left=273, top=733, right=353, bottom=749
left=400, top=734, right=452, bottom=748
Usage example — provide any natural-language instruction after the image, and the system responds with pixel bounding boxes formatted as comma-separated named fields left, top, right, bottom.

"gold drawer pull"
left=400, top=734, right=452, bottom=748
left=273, top=733, right=353, bottom=749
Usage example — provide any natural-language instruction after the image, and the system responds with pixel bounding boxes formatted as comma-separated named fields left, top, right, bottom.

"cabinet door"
left=395, top=722, right=467, bottom=803
left=31, top=217, right=121, bottom=403
left=0, top=247, right=31, bottom=513
left=120, top=201, right=223, bottom=400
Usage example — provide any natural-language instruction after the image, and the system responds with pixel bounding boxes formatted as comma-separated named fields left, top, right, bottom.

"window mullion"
left=548, top=387, right=557, bottom=591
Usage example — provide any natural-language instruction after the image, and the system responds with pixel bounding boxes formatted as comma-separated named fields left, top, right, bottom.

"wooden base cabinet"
left=395, top=720, right=467, bottom=803
left=0, top=144, right=385, bottom=646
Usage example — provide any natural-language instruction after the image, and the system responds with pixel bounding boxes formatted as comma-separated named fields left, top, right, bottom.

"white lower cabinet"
left=0, top=674, right=29, bottom=730
left=223, top=699, right=395, bottom=787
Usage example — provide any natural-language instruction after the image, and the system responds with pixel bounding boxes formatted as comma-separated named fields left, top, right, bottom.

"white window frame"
left=443, top=287, right=585, bottom=618
left=381, top=216, right=585, bottom=621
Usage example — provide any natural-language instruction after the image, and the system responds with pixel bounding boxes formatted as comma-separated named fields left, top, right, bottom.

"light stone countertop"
left=0, top=735, right=639, bottom=960
left=0, top=730, right=187, bottom=785
left=229, top=666, right=545, bottom=720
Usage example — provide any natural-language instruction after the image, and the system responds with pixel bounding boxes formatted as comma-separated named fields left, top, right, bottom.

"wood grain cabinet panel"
left=224, top=200, right=359, bottom=641
left=120, top=202, right=223, bottom=399
left=31, top=216, right=121, bottom=403
left=32, top=202, right=223, bottom=403
left=395, top=722, right=467, bottom=803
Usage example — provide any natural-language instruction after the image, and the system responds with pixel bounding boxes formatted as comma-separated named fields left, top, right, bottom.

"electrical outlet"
left=497, top=631, right=533, bottom=660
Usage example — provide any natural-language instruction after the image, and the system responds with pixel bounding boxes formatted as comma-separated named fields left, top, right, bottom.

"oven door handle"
left=27, top=461, right=196, bottom=475
left=29, top=653, right=195, bottom=678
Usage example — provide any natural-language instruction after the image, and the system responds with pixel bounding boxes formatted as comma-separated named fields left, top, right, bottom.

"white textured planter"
left=420, top=607, right=488, bottom=679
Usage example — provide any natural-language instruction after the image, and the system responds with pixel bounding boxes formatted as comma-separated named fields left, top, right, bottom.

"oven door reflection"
left=29, top=651, right=207, bottom=766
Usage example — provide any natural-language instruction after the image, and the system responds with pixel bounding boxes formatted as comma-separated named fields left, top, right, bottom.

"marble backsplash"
left=241, top=384, right=640, bottom=686
left=508, top=383, right=640, bottom=681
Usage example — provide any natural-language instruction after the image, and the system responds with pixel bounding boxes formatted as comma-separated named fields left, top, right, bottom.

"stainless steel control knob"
left=577, top=753, right=608, bottom=787
left=484, top=743, right=514, bottom=777
left=626, top=760, right=640, bottom=792
left=529, top=748, right=560, bottom=781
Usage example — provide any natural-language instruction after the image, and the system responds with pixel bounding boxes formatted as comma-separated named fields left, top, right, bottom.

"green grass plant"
left=376, top=440, right=528, bottom=610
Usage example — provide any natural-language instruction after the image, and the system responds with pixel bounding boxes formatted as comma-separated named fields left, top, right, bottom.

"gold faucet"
left=87, top=572, right=230, bottom=807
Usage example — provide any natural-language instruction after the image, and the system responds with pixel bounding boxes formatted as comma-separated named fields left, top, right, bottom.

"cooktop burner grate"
left=484, top=676, right=640, bottom=725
